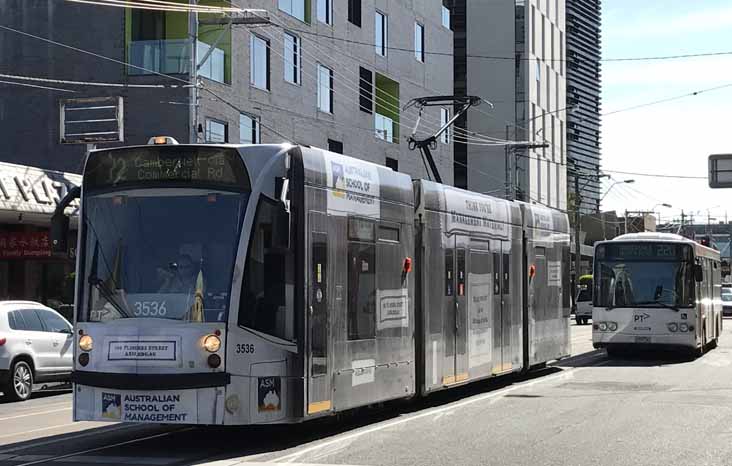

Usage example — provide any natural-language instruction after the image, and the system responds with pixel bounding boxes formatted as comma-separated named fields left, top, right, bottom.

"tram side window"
left=239, top=198, right=292, bottom=341
left=502, top=253, right=510, bottom=294
left=348, top=217, right=376, bottom=340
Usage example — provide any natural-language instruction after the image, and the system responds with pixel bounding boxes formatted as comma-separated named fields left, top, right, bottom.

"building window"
left=348, top=0, right=361, bottom=26
left=197, top=40, right=227, bottom=83
left=546, top=64, right=551, bottom=111
left=317, top=0, right=332, bottom=25
left=205, top=119, right=227, bottom=143
left=385, top=157, right=398, bottom=171
left=317, top=64, right=333, bottom=113
left=375, top=11, right=387, bottom=56
left=550, top=24, right=555, bottom=66
left=374, top=73, right=400, bottom=144
left=560, top=31, right=564, bottom=75
left=440, top=108, right=450, bottom=143
left=250, top=35, right=270, bottom=90
left=239, top=113, right=260, bottom=144
left=359, top=67, right=373, bottom=113
left=414, top=22, right=424, bottom=62
left=283, top=32, right=301, bottom=85
left=278, top=0, right=307, bottom=23
left=531, top=6, right=535, bottom=55
left=542, top=15, right=546, bottom=61
left=441, top=4, right=450, bottom=29
left=328, top=139, right=343, bottom=154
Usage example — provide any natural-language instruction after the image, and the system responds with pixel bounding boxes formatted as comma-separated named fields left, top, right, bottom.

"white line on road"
left=0, top=423, right=135, bottom=455
left=267, top=353, right=608, bottom=464
left=0, top=407, right=71, bottom=422
left=13, top=427, right=193, bottom=466
left=0, top=423, right=77, bottom=440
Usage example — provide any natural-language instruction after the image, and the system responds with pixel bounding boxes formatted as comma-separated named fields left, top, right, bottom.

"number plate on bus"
left=634, top=336, right=651, bottom=344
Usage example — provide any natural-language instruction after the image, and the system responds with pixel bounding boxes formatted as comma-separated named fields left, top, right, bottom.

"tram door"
left=444, top=236, right=469, bottom=384
left=307, top=213, right=331, bottom=415
left=492, top=242, right=512, bottom=373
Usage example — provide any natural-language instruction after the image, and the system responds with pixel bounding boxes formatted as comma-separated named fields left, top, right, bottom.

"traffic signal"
left=698, top=235, right=711, bottom=247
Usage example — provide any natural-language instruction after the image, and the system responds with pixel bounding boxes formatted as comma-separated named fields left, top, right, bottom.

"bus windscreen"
left=83, top=146, right=250, bottom=191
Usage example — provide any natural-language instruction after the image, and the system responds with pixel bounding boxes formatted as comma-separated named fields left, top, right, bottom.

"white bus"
left=592, top=233, right=722, bottom=357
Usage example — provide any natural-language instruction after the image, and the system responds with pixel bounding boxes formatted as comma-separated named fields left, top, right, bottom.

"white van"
left=574, top=285, right=592, bottom=325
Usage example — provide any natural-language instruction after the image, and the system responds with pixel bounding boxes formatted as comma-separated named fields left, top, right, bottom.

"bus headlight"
left=667, top=323, right=678, bottom=332
left=203, top=335, right=221, bottom=353
left=599, top=322, right=608, bottom=331
left=679, top=323, right=689, bottom=332
left=608, top=322, right=618, bottom=331
left=79, top=335, right=94, bottom=351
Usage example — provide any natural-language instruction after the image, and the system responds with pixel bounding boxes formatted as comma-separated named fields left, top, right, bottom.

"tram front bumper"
left=72, top=372, right=230, bottom=425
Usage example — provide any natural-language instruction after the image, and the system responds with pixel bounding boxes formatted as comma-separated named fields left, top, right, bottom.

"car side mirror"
left=695, top=264, right=704, bottom=282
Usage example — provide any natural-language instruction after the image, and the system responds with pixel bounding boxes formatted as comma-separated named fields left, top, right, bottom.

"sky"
left=600, top=0, right=732, bottom=224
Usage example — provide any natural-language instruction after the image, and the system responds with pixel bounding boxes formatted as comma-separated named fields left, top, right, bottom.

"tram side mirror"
left=50, top=185, right=81, bottom=254
left=50, top=211, right=70, bottom=254
left=694, top=264, right=704, bottom=282
left=274, top=177, right=291, bottom=250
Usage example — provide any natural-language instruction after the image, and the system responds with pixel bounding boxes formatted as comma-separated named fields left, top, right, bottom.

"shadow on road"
left=0, top=386, right=72, bottom=405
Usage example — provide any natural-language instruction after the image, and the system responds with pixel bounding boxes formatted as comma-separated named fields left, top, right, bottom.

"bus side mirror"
left=695, top=264, right=704, bottom=282
left=50, top=211, right=70, bottom=253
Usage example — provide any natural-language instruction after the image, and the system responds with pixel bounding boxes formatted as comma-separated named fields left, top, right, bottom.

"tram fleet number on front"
left=236, top=343, right=255, bottom=354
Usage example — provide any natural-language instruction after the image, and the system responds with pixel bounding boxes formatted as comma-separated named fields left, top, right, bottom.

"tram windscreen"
left=594, top=242, right=694, bottom=309
left=80, top=190, right=247, bottom=322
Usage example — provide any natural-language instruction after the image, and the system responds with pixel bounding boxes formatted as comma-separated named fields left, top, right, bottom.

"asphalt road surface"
left=9, top=321, right=732, bottom=466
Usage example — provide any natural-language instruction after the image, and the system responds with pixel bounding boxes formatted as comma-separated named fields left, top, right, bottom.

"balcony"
left=128, top=39, right=190, bottom=76
left=127, top=39, right=226, bottom=83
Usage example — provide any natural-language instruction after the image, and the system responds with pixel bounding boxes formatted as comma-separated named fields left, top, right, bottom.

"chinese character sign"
left=0, top=232, right=52, bottom=259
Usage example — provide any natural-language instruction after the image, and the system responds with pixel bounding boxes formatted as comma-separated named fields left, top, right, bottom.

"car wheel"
left=4, top=361, right=33, bottom=402
left=576, top=317, right=582, bottom=325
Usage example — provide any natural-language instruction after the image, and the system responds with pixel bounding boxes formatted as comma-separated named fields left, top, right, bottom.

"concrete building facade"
left=452, top=0, right=567, bottom=211
left=566, top=0, right=602, bottom=214
left=0, top=0, right=453, bottom=181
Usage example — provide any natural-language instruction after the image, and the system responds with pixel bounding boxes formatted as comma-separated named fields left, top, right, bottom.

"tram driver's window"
left=239, top=198, right=292, bottom=341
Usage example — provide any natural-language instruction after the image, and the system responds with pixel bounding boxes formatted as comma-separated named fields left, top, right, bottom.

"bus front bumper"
left=593, top=332, right=694, bottom=350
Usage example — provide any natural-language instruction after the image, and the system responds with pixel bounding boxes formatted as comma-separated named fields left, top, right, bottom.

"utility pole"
left=574, top=176, right=582, bottom=290
left=189, top=0, right=199, bottom=144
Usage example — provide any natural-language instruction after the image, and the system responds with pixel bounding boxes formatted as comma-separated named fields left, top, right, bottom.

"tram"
left=51, top=141, right=570, bottom=425
left=592, top=232, right=722, bottom=356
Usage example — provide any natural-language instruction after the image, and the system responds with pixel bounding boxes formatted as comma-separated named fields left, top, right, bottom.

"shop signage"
left=0, top=232, right=51, bottom=259
left=0, top=161, right=81, bottom=216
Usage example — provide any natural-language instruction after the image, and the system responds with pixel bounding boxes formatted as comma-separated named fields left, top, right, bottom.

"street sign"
left=708, top=154, right=732, bottom=188
left=60, top=96, right=124, bottom=144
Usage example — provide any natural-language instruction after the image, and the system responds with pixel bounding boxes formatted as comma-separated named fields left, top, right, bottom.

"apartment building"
left=452, top=0, right=567, bottom=211
left=0, top=0, right=453, bottom=181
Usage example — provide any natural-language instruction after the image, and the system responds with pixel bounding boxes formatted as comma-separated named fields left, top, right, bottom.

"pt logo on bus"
left=634, top=313, right=651, bottom=322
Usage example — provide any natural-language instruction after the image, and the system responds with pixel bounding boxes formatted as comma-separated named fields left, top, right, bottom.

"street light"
left=600, top=179, right=635, bottom=202
left=652, top=203, right=673, bottom=224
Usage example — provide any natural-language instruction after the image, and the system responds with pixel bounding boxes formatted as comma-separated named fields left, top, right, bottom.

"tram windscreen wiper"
left=89, top=275, right=133, bottom=318
left=634, top=300, right=679, bottom=312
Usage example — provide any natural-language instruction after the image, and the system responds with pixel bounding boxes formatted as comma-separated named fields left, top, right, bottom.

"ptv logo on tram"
left=634, top=312, right=651, bottom=322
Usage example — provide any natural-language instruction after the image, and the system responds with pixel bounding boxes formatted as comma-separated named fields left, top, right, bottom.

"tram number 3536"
left=235, top=343, right=255, bottom=354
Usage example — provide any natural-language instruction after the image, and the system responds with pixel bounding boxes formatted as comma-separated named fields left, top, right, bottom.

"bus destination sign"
left=599, top=243, right=690, bottom=261
left=84, top=147, right=249, bottom=191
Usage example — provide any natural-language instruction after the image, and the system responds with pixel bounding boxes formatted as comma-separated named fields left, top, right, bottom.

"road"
left=8, top=321, right=732, bottom=466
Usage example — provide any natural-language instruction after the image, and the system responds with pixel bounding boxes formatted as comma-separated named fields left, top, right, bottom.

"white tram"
left=51, top=141, right=571, bottom=424
left=592, top=233, right=722, bottom=356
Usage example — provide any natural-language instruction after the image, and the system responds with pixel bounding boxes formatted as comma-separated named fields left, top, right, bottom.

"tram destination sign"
left=84, top=147, right=249, bottom=191
left=598, top=243, right=691, bottom=261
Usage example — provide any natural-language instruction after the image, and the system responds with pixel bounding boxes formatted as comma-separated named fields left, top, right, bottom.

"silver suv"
left=0, top=301, right=73, bottom=401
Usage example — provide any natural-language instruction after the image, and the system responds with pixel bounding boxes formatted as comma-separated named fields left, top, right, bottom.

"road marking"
left=57, top=455, right=183, bottom=464
left=0, top=407, right=71, bottom=422
left=267, top=354, right=609, bottom=464
left=0, top=423, right=77, bottom=440
left=13, top=428, right=193, bottom=466
left=0, top=423, right=135, bottom=455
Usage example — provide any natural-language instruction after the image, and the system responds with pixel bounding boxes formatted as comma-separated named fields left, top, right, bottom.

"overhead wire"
left=0, top=72, right=193, bottom=88
left=0, top=79, right=77, bottom=93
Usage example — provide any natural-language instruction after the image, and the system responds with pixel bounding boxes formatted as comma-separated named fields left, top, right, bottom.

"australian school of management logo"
left=330, top=161, right=346, bottom=198
left=101, top=392, right=122, bottom=420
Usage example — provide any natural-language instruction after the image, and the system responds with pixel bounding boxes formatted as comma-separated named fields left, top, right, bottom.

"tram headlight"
left=599, top=322, right=608, bottom=332
left=608, top=322, right=618, bottom=332
left=667, top=323, right=678, bottom=332
left=679, top=323, right=689, bottom=332
left=78, top=335, right=93, bottom=351
left=203, top=334, right=221, bottom=353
